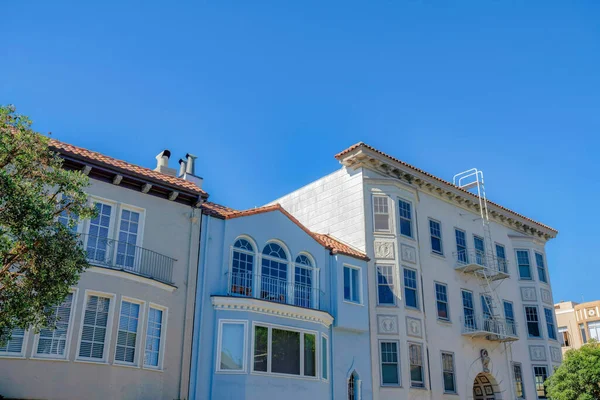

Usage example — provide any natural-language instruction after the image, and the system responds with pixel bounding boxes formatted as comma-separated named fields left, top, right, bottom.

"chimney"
left=154, top=150, right=177, bottom=176
left=186, top=153, right=197, bottom=175
left=179, top=152, right=203, bottom=188
left=178, top=158, right=187, bottom=178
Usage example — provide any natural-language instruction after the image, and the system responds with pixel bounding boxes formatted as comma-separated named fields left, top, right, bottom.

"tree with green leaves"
left=0, top=105, right=95, bottom=344
left=545, top=340, right=600, bottom=400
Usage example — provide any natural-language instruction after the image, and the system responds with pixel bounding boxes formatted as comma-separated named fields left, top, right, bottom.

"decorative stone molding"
left=521, top=287, right=537, bottom=302
left=529, top=345, right=547, bottom=361
left=377, top=315, right=398, bottom=334
left=211, top=296, right=334, bottom=327
left=374, top=241, right=395, bottom=260
left=540, top=288, right=553, bottom=305
left=406, top=317, right=422, bottom=338
left=401, top=244, right=417, bottom=264
left=550, top=347, right=562, bottom=363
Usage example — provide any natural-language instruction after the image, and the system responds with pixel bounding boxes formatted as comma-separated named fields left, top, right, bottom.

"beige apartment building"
left=555, top=300, right=600, bottom=355
left=0, top=140, right=206, bottom=400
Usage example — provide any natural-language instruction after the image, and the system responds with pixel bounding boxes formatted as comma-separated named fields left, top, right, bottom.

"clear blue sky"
left=2, top=1, right=599, bottom=302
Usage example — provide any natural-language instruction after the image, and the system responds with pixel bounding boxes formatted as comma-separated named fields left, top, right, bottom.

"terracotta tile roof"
left=201, top=202, right=369, bottom=261
left=49, top=139, right=207, bottom=197
left=336, top=142, right=557, bottom=234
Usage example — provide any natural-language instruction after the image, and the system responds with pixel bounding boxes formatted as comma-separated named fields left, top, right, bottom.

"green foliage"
left=546, top=340, right=600, bottom=400
left=0, top=105, right=95, bottom=344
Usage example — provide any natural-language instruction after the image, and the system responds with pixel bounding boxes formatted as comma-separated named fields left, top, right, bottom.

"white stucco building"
left=272, top=142, right=559, bottom=400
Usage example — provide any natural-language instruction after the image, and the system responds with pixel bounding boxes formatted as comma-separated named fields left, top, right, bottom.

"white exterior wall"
left=270, top=167, right=366, bottom=251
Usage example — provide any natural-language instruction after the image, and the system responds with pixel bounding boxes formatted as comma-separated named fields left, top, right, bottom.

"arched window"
left=294, top=255, right=313, bottom=308
left=261, top=243, right=288, bottom=303
left=348, top=371, right=360, bottom=400
left=231, top=238, right=254, bottom=296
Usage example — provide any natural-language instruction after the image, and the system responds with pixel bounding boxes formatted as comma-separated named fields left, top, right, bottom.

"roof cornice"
left=337, top=144, right=557, bottom=241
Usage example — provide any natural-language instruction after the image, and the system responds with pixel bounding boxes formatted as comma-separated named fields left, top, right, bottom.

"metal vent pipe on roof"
left=186, top=153, right=197, bottom=175
left=178, top=159, right=187, bottom=178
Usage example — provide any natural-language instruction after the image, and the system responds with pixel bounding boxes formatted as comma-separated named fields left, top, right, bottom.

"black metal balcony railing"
left=461, top=314, right=518, bottom=341
left=454, top=249, right=509, bottom=277
left=80, top=234, right=176, bottom=284
left=228, top=271, right=321, bottom=310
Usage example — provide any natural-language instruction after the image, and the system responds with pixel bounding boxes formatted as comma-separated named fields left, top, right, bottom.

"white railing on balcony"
left=461, top=314, right=518, bottom=341
left=81, top=234, right=176, bottom=284
left=454, top=249, right=509, bottom=278
left=228, top=272, right=321, bottom=310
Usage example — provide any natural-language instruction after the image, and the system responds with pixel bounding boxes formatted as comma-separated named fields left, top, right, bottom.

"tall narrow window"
left=377, top=265, right=395, bottom=305
left=0, top=328, right=26, bottom=356
left=348, top=371, right=359, bottom=400
left=253, top=325, right=268, bottom=372
left=588, top=321, right=600, bottom=341
left=144, top=307, right=164, bottom=368
left=115, top=300, right=140, bottom=364
left=79, top=295, right=111, bottom=360
left=513, top=363, right=525, bottom=398
left=321, top=335, right=328, bottom=380
left=533, top=365, right=549, bottom=399
left=580, top=323, right=588, bottom=344
left=231, top=238, right=255, bottom=296
left=441, top=352, right=456, bottom=393
left=429, top=219, right=443, bottom=255
left=261, top=243, right=288, bottom=303
left=398, top=199, right=413, bottom=237
left=535, top=252, right=548, bottom=283
left=217, top=320, right=246, bottom=372
left=409, top=343, right=425, bottom=388
left=544, top=308, right=557, bottom=340
left=116, top=209, right=140, bottom=270
left=462, top=290, right=476, bottom=330
left=57, top=195, right=79, bottom=233
left=435, top=283, right=449, bottom=321
left=516, top=250, right=532, bottom=280
left=86, top=203, right=113, bottom=263
left=558, top=327, right=570, bottom=347
left=503, top=301, right=516, bottom=336
left=304, top=333, right=316, bottom=377
left=380, top=341, right=400, bottom=386
left=37, top=292, right=75, bottom=358
left=473, top=235, right=485, bottom=266
left=525, top=306, right=541, bottom=338
left=455, top=229, right=468, bottom=264
left=495, top=244, right=507, bottom=273
left=344, top=265, right=361, bottom=303
left=481, top=295, right=493, bottom=319
left=403, top=268, right=419, bottom=309
left=295, top=255, right=314, bottom=308
left=373, top=196, right=390, bottom=232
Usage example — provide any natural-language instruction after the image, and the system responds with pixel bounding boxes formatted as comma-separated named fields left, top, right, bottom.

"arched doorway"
left=473, top=372, right=502, bottom=400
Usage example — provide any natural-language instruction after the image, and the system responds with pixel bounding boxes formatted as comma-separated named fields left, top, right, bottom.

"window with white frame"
left=441, top=352, right=456, bottom=393
left=0, top=328, right=26, bottom=356
left=231, top=238, right=255, bottom=296
left=144, top=306, right=165, bottom=368
left=516, top=250, right=532, bottom=280
left=503, top=301, right=516, bottom=336
left=455, top=229, right=468, bottom=264
left=535, top=252, right=547, bottom=283
left=115, top=209, right=141, bottom=270
left=513, top=363, right=525, bottom=398
left=409, top=343, right=425, bottom=388
left=86, top=202, right=113, bottom=263
left=294, top=255, right=314, bottom=308
left=261, top=243, right=288, bottom=303
left=115, top=300, right=141, bottom=364
left=495, top=244, right=507, bottom=273
left=473, top=235, right=485, bottom=265
left=321, top=335, right=328, bottom=380
left=398, top=199, right=413, bottom=237
left=403, top=268, right=419, bottom=309
left=544, top=307, right=557, bottom=340
left=36, top=292, right=75, bottom=358
left=462, top=290, right=476, bottom=330
left=252, top=324, right=317, bottom=377
left=429, top=219, right=443, bottom=255
left=373, top=195, right=391, bottom=232
left=380, top=341, right=400, bottom=386
left=525, top=306, right=542, bottom=338
left=57, top=195, right=79, bottom=233
left=588, top=321, right=600, bottom=341
left=435, top=283, right=449, bottom=321
left=217, top=320, right=247, bottom=372
left=78, top=294, right=112, bottom=361
left=533, top=365, right=549, bottom=399
left=377, top=264, right=395, bottom=305
left=343, top=265, right=361, bottom=303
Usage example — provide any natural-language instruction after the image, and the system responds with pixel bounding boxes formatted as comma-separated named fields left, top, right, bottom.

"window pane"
left=304, top=334, right=316, bottom=377
left=517, top=250, right=532, bottom=279
left=526, top=307, right=541, bottom=338
left=381, top=342, right=399, bottom=385
left=144, top=308, right=163, bottom=367
left=321, top=336, right=328, bottom=380
left=399, top=200, right=412, bottom=237
left=373, top=196, right=390, bottom=231
left=271, top=329, right=300, bottom=375
left=377, top=265, right=394, bottom=305
left=37, top=293, right=74, bottom=357
left=343, top=267, right=351, bottom=301
left=220, top=323, right=245, bottom=371
left=253, top=326, right=268, bottom=372
left=115, top=301, right=140, bottom=363
left=351, top=268, right=360, bottom=302
left=79, top=296, right=110, bottom=359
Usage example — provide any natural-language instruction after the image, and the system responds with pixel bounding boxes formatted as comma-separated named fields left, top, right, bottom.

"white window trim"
left=408, top=342, right=426, bottom=389
left=403, top=267, right=420, bottom=310
left=56, top=193, right=84, bottom=234
left=0, top=328, right=30, bottom=359
left=142, top=302, right=168, bottom=371
left=343, top=264, right=363, bottom=305
left=543, top=307, right=558, bottom=341
left=428, top=218, right=444, bottom=256
left=31, top=288, right=79, bottom=360
left=216, top=319, right=248, bottom=374
left=321, top=333, right=329, bottom=382
left=376, top=263, right=397, bottom=306
left=434, top=282, right=450, bottom=322
left=228, top=235, right=258, bottom=296
left=372, top=194, right=392, bottom=233
left=75, top=290, right=117, bottom=364
left=534, top=251, right=548, bottom=284
left=524, top=304, right=543, bottom=339
left=512, top=362, right=526, bottom=399
left=113, top=296, right=146, bottom=367
left=515, top=248, right=533, bottom=281
left=532, top=364, right=549, bottom=399
left=379, top=340, right=401, bottom=387
left=397, top=197, right=414, bottom=239
left=440, top=351, right=457, bottom=394
left=250, top=321, right=319, bottom=380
